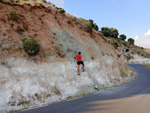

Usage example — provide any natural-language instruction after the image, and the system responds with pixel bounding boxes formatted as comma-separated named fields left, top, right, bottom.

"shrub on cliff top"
left=23, top=38, right=40, bottom=56
left=120, top=34, right=127, bottom=40
left=128, top=38, right=135, bottom=45
left=101, top=27, right=119, bottom=38
left=57, top=8, right=66, bottom=14
left=9, top=10, right=20, bottom=21
left=86, top=25, right=93, bottom=33
left=93, top=23, right=99, bottom=31
left=66, top=13, right=77, bottom=22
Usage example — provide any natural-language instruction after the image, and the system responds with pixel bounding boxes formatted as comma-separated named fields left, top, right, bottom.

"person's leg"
left=78, top=65, right=80, bottom=75
left=82, top=65, right=84, bottom=72
left=82, top=62, right=85, bottom=72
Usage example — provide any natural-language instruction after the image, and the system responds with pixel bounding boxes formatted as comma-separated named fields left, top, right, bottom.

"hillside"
left=144, top=48, right=150, bottom=54
left=106, top=37, right=150, bottom=64
left=0, top=1, right=148, bottom=112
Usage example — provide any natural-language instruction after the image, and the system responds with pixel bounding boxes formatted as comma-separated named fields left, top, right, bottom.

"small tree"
left=101, top=27, right=119, bottom=38
left=110, top=28, right=119, bottom=38
left=120, top=34, right=126, bottom=40
left=102, top=30, right=111, bottom=37
left=101, top=27, right=110, bottom=32
left=88, top=19, right=99, bottom=31
left=93, top=23, right=99, bottom=31
left=128, top=38, right=134, bottom=45
left=101, top=27, right=111, bottom=37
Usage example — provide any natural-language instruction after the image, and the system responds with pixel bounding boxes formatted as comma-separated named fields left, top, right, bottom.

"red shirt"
left=75, top=54, right=82, bottom=62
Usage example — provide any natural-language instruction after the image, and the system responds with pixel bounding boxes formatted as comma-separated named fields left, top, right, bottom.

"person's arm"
left=74, top=55, right=77, bottom=59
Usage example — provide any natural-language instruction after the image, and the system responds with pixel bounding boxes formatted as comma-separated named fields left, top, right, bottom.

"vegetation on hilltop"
left=120, top=34, right=127, bottom=40
left=0, top=0, right=44, bottom=6
left=101, top=27, right=119, bottom=38
left=56, top=7, right=66, bottom=14
left=144, top=49, right=150, bottom=54
left=128, top=38, right=135, bottom=45
left=65, top=13, right=99, bottom=33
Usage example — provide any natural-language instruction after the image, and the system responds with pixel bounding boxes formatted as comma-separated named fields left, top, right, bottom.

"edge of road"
left=14, top=64, right=138, bottom=113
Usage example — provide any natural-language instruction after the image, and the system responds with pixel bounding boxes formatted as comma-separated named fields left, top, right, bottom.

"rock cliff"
left=0, top=1, right=134, bottom=112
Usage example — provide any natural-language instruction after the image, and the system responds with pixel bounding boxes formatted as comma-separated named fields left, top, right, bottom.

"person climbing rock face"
left=74, top=52, right=85, bottom=75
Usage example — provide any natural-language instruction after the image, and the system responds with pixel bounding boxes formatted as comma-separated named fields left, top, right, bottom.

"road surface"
left=15, top=64, right=150, bottom=113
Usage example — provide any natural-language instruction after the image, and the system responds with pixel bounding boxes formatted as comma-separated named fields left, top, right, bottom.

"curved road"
left=15, top=64, right=150, bottom=113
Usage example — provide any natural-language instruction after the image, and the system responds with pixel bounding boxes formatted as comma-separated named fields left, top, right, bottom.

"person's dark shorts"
left=77, top=61, right=84, bottom=66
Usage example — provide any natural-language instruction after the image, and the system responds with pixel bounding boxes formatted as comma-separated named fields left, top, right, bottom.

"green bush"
left=128, top=38, right=134, bottom=45
left=76, top=18, right=88, bottom=28
left=87, top=25, right=93, bottom=33
left=56, top=47, right=65, bottom=58
left=86, top=20, right=93, bottom=33
left=93, top=23, right=99, bottom=31
left=125, top=48, right=129, bottom=52
left=120, top=34, right=126, bottom=40
left=113, top=42, right=118, bottom=48
left=101, top=27, right=111, bottom=37
left=101, top=27, right=119, bottom=38
left=123, top=42, right=127, bottom=46
left=75, top=18, right=99, bottom=33
left=57, top=8, right=66, bottom=14
left=23, top=38, right=40, bottom=56
left=89, top=19, right=94, bottom=27
left=117, top=54, right=121, bottom=58
left=87, top=19, right=99, bottom=32
left=102, top=30, right=111, bottom=37
left=110, top=28, right=119, bottom=38
left=59, top=44, right=63, bottom=46
left=22, top=37, right=28, bottom=42
left=9, top=10, right=20, bottom=21
left=91, top=56, right=94, bottom=60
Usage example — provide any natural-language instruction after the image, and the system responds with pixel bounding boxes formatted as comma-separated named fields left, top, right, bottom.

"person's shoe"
left=77, top=73, right=80, bottom=75
left=82, top=70, right=85, bottom=72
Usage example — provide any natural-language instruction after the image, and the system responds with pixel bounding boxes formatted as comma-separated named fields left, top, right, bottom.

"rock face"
left=0, top=2, right=130, bottom=112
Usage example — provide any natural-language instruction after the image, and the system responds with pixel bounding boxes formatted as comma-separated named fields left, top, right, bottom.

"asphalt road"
left=15, top=64, right=150, bottom=113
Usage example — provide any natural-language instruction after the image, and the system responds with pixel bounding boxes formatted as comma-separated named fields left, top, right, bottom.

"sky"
left=47, top=0, right=150, bottom=48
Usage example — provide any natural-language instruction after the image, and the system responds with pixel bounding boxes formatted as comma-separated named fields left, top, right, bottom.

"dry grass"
left=1, top=0, right=42, bottom=6
left=120, top=66, right=132, bottom=77
left=141, top=64, right=150, bottom=68
left=144, top=48, right=150, bottom=54
left=66, top=13, right=77, bottom=22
